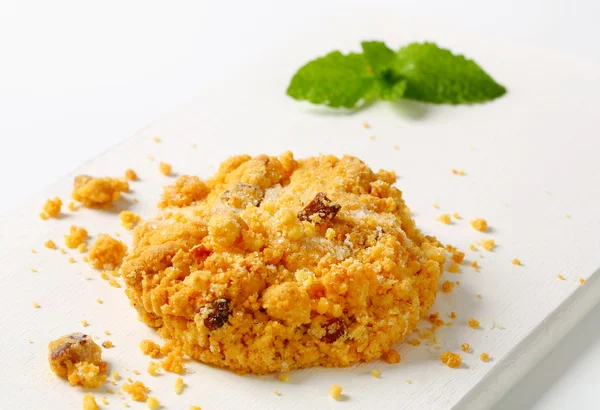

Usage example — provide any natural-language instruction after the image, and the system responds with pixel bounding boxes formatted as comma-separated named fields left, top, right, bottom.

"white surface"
left=2, top=1, right=600, bottom=409
left=1, top=21, right=600, bottom=409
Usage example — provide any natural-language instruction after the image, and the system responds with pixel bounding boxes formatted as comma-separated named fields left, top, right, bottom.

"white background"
left=1, top=1, right=599, bottom=408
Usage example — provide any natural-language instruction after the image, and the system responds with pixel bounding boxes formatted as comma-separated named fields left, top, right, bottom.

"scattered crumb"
left=30, top=268, right=37, bottom=273
left=274, top=389, right=281, bottom=396
left=448, top=262, right=460, bottom=273
left=405, top=380, right=412, bottom=384
left=148, top=155, right=155, bottom=161
left=451, top=169, right=465, bottom=176
left=410, top=339, right=421, bottom=346
left=133, top=198, right=138, bottom=204
left=162, top=348, right=185, bottom=374
left=88, top=234, right=127, bottom=270
left=368, top=135, right=376, bottom=141
left=112, top=371, right=121, bottom=381
left=471, top=261, right=480, bottom=271
left=104, top=330, right=111, bottom=336
left=329, top=384, right=343, bottom=400
left=133, top=370, right=140, bottom=375
left=451, top=251, right=465, bottom=264
left=101, top=396, right=108, bottom=405
left=450, top=312, right=457, bottom=320
left=78, top=243, right=87, bottom=253
left=174, top=377, right=185, bottom=394
left=81, top=320, right=89, bottom=327
left=438, top=214, right=452, bottom=224
left=125, top=169, right=138, bottom=181
left=480, top=353, right=490, bottom=362
left=580, top=278, right=586, bottom=285
left=190, top=406, right=201, bottom=410
left=68, top=257, right=75, bottom=263
left=370, top=369, right=381, bottom=378
left=139, top=340, right=162, bottom=358
left=470, top=218, right=488, bottom=232
left=458, top=170, right=465, bottom=176
left=68, top=202, right=79, bottom=212
left=469, top=244, right=477, bottom=251
left=461, top=343, right=471, bottom=352
left=191, top=144, right=197, bottom=149
left=59, top=248, right=66, bottom=254
left=481, top=239, right=495, bottom=251
left=72, top=175, right=129, bottom=207
left=120, top=211, right=141, bottom=230
left=146, top=397, right=160, bottom=409
left=82, top=393, right=99, bottom=410
left=31, top=249, right=37, bottom=254
left=41, top=197, right=62, bottom=219
left=566, top=214, right=572, bottom=219
left=33, top=302, right=40, bottom=308
left=159, top=162, right=172, bottom=176
left=123, top=381, right=150, bottom=402
left=148, top=361, right=161, bottom=376
left=363, top=121, right=370, bottom=128
left=452, top=213, right=461, bottom=219
left=96, top=298, right=104, bottom=304
left=477, top=294, right=483, bottom=299
left=277, top=373, right=290, bottom=382
left=468, top=318, right=480, bottom=329
left=441, top=280, right=455, bottom=293
left=512, top=258, right=521, bottom=266
left=44, top=240, right=57, bottom=249
left=102, top=341, right=113, bottom=349
left=392, top=144, right=399, bottom=151
left=440, top=351, right=462, bottom=368
left=557, top=274, right=566, bottom=280
left=384, top=349, right=401, bottom=364
left=153, top=137, right=161, bottom=143
left=432, top=203, right=440, bottom=209
left=65, top=225, right=88, bottom=249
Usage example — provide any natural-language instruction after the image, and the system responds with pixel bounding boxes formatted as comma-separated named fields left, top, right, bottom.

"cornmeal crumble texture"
left=123, top=381, right=150, bottom=401
left=65, top=225, right=88, bottom=248
left=88, top=234, right=127, bottom=270
left=329, top=384, right=343, bottom=399
left=140, top=340, right=162, bottom=358
left=120, top=153, right=445, bottom=375
left=48, top=333, right=108, bottom=388
left=41, top=197, right=62, bottom=219
left=82, top=393, right=99, bottom=410
left=470, top=218, right=488, bottom=232
left=72, top=175, right=129, bottom=207
left=440, top=351, right=462, bottom=368
left=120, top=211, right=141, bottom=231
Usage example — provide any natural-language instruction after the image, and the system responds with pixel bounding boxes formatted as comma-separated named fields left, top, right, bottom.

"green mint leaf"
left=361, top=41, right=396, bottom=75
left=378, top=79, right=407, bottom=101
left=395, top=42, right=506, bottom=104
left=286, top=51, right=376, bottom=108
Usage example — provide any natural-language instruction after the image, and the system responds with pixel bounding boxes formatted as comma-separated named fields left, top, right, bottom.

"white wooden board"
left=1, top=25, right=600, bottom=410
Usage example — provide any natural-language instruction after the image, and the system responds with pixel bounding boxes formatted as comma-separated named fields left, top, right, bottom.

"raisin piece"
left=321, top=318, right=346, bottom=343
left=204, top=298, right=232, bottom=331
left=298, top=192, right=341, bottom=224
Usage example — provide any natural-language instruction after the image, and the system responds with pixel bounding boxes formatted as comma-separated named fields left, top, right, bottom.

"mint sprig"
left=286, top=41, right=506, bottom=109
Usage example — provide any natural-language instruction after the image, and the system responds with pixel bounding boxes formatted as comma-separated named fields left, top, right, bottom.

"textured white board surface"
left=1, top=26, right=600, bottom=410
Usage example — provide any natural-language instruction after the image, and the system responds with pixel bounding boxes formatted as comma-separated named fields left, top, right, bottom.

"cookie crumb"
left=580, top=278, right=586, bottom=285
left=512, top=258, right=521, bottom=266
left=190, top=406, right=201, bottom=410
left=469, top=244, right=477, bottom=251
left=277, top=373, right=290, bottom=382
left=31, top=249, right=37, bottom=254
left=451, top=251, right=465, bottom=264
left=48, top=333, right=108, bottom=388
left=392, top=144, right=399, bottom=151
left=68, top=202, right=79, bottom=212
left=88, top=234, right=127, bottom=270
left=68, top=257, right=76, bottom=263
left=125, top=169, right=138, bottom=181
left=438, top=214, right=452, bottom=224
left=123, top=380, right=150, bottom=401
left=480, top=239, right=495, bottom=251
left=161, top=348, right=185, bottom=374
left=470, top=218, right=488, bottom=232
left=477, top=294, right=483, bottom=299
left=81, top=320, right=89, bottom=327
left=41, top=197, right=62, bottom=219
left=440, top=351, right=462, bottom=368
left=65, top=225, right=88, bottom=248
left=146, top=397, right=160, bottom=409
left=384, top=349, right=401, bottom=364
left=96, top=299, right=103, bottom=304
left=159, top=162, right=172, bottom=176
left=448, top=262, right=460, bottom=273
left=104, top=330, right=111, bottom=336
left=566, top=214, right=571, bottom=219
left=44, top=240, right=57, bottom=249
left=329, top=384, right=343, bottom=400
left=174, top=377, right=184, bottom=394
left=59, top=248, right=66, bottom=254
left=450, top=312, right=457, bottom=320
left=72, top=175, right=129, bottom=207
left=452, top=213, right=461, bottom=219
left=405, top=380, right=412, bottom=384
left=120, top=211, right=141, bottom=230
left=82, top=393, right=99, bottom=410
left=102, top=341, right=113, bottom=348
left=368, top=135, right=376, bottom=141
left=432, top=203, right=440, bottom=209
left=274, top=389, right=281, bottom=396
left=461, top=343, right=471, bottom=352
left=153, top=137, right=161, bottom=143
left=78, top=243, right=87, bottom=253
left=557, top=274, right=566, bottom=280
left=112, top=371, right=120, bottom=380
left=101, top=396, right=108, bottom=405
left=33, top=302, right=40, bottom=308
left=468, top=318, right=480, bottom=329
left=441, top=280, right=454, bottom=293
left=363, top=121, right=370, bottom=128
left=410, top=339, right=421, bottom=346
left=132, top=370, right=140, bottom=375
left=147, top=361, right=161, bottom=376
left=370, top=369, right=381, bottom=378
left=480, top=353, right=490, bottom=362
left=471, top=261, right=480, bottom=271
left=30, top=268, right=37, bottom=273
left=139, top=340, right=162, bottom=358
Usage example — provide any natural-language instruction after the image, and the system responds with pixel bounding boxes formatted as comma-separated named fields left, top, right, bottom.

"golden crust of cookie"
left=121, top=152, right=445, bottom=374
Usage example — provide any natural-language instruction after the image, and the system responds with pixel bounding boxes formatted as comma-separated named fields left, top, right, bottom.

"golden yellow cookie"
left=121, top=153, right=444, bottom=374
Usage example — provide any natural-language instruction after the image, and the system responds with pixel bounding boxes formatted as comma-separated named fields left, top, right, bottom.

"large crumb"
left=158, top=175, right=208, bottom=208
left=440, top=351, right=462, bottom=368
left=48, top=333, right=108, bottom=388
left=461, top=343, right=471, bottom=352
left=139, top=340, right=162, bottom=358
left=147, top=361, right=161, bottom=376
left=511, top=258, right=522, bottom=266
left=174, top=377, right=185, bottom=394
left=146, top=397, right=160, bottom=409
left=123, top=381, right=150, bottom=401
left=329, top=384, right=343, bottom=399
left=161, top=348, right=185, bottom=374
left=441, top=281, right=455, bottom=293
left=72, top=175, right=129, bottom=207
left=125, top=169, right=138, bottom=181
left=65, top=225, right=88, bottom=248
left=88, top=234, right=127, bottom=270
left=438, top=214, right=452, bottom=224
left=470, top=218, right=488, bottom=232
left=120, top=211, right=141, bottom=230
left=481, top=239, right=495, bottom=251
left=370, top=369, right=381, bottom=378
left=41, top=197, right=62, bottom=219
left=159, top=162, right=172, bottom=176
left=448, top=263, right=460, bottom=273
left=480, top=353, right=490, bottom=362
left=384, top=349, right=401, bottom=364
left=45, top=240, right=57, bottom=249
left=468, top=318, right=480, bottom=329
left=82, top=393, right=99, bottom=410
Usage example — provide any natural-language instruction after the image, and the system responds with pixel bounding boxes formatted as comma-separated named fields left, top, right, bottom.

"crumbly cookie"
left=48, top=333, right=108, bottom=387
left=121, top=153, right=445, bottom=374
